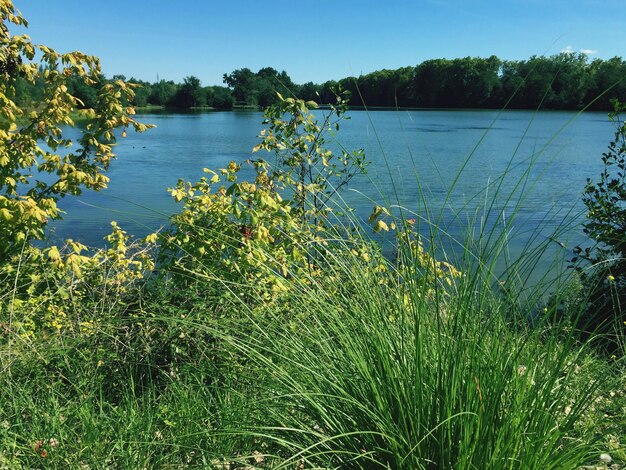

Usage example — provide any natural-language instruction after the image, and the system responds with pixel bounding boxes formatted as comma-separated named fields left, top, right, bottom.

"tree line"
left=321, top=54, right=626, bottom=111
left=11, top=53, right=626, bottom=111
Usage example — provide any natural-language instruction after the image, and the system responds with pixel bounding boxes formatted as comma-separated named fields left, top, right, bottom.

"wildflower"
left=607, top=274, right=615, bottom=282
left=517, top=365, right=527, bottom=376
left=49, top=437, right=59, bottom=448
left=34, top=439, right=43, bottom=453
left=599, top=453, right=612, bottom=464
left=41, top=449, right=47, bottom=458
left=252, top=451, right=264, bottom=464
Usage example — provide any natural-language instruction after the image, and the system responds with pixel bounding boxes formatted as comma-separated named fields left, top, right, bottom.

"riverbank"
left=3, top=99, right=625, bottom=469
left=2, top=229, right=625, bottom=468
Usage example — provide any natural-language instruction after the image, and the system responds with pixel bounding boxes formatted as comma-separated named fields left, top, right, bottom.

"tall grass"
left=192, top=225, right=608, bottom=468
left=1, top=103, right=625, bottom=468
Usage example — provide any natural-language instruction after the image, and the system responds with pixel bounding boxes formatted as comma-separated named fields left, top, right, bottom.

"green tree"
left=223, top=67, right=296, bottom=107
left=160, top=90, right=369, bottom=300
left=297, top=81, right=320, bottom=101
left=66, top=73, right=101, bottom=108
left=586, top=57, right=626, bottom=110
left=127, top=77, right=152, bottom=107
left=223, top=67, right=257, bottom=104
left=148, top=79, right=178, bottom=106
left=171, top=75, right=205, bottom=108
left=414, top=59, right=451, bottom=107
left=205, top=85, right=234, bottom=109
left=460, top=56, right=502, bottom=107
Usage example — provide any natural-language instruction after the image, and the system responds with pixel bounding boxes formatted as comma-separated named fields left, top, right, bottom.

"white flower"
left=599, top=453, right=612, bottom=464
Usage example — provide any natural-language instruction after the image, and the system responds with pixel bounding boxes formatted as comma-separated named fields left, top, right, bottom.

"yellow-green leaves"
left=373, top=220, right=389, bottom=233
left=0, top=1, right=152, bottom=262
left=368, top=205, right=390, bottom=223
left=0, top=0, right=157, bottom=337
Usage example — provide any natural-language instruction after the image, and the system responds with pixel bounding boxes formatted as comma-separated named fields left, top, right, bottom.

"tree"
left=585, top=57, right=626, bottom=110
left=205, top=85, right=234, bottom=109
left=223, top=67, right=257, bottom=104
left=0, top=0, right=151, bottom=262
left=414, top=59, right=451, bottom=107
left=148, top=79, right=178, bottom=106
left=298, top=81, right=320, bottom=102
left=171, top=75, right=204, bottom=108
left=223, top=67, right=296, bottom=107
left=127, top=77, right=152, bottom=107
left=66, top=72, right=102, bottom=108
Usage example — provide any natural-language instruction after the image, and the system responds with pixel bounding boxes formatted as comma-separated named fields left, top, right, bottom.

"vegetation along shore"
left=1, top=0, right=625, bottom=468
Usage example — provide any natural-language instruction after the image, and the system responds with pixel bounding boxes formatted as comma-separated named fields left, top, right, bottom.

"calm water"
left=48, top=109, right=615, bottom=273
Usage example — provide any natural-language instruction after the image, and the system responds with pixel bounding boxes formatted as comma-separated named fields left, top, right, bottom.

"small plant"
left=159, top=91, right=369, bottom=304
left=0, top=222, right=155, bottom=338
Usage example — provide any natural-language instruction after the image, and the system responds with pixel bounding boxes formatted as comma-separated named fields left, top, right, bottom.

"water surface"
left=48, top=109, right=615, bottom=276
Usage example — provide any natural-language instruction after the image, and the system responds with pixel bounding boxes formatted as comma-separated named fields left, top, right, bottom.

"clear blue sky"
left=11, top=0, right=626, bottom=86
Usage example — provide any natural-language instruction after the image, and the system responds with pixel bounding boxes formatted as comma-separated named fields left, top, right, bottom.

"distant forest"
left=12, top=53, right=626, bottom=111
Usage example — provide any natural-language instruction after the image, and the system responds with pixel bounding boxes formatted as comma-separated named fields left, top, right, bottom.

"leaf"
left=368, top=206, right=383, bottom=224
left=373, top=220, right=389, bottom=233
left=368, top=205, right=389, bottom=223
left=225, top=183, right=238, bottom=196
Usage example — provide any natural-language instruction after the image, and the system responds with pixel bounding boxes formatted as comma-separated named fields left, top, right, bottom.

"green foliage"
left=147, top=79, right=177, bottom=106
left=223, top=66, right=296, bottom=107
left=1, top=223, right=155, bottom=337
left=12, top=54, right=626, bottom=112
left=586, top=57, right=626, bottom=110
left=205, top=85, right=234, bottom=109
left=1, top=3, right=625, bottom=468
left=414, top=56, right=502, bottom=108
left=170, top=75, right=204, bottom=108
left=223, top=268, right=602, bottom=468
left=571, top=100, right=626, bottom=345
left=0, top=3, right=152, bottom=262
left=254, top=90, right=367, bottom=217
left=159, top=90, right=368, bottom=302
left=0, top=0, right=155, bottom=339
left=579, top=101, right=626, bottom=266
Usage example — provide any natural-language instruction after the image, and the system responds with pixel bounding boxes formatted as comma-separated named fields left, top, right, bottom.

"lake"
left=47, top=108, right=615, bottom=277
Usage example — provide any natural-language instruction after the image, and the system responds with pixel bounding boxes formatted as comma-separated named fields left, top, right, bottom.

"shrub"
left=572, top=100, right=626, bottom=349
left=0, top=1, right=153, bottom=338
left=158, top=91, right=369, bottom=304
left=0, top=1, right=152, bottom=262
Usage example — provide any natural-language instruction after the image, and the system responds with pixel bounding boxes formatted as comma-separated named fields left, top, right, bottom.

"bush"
left=572, top=100, right=626, bottom=350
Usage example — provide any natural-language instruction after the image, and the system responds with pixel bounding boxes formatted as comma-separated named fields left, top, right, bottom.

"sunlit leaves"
left=0, top=1, right=153, bottom=262
left=160, top=92, right=371, bottom=304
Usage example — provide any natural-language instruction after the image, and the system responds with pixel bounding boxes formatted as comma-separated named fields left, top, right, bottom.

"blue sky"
left=11, top=0, right=626, bottom=86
